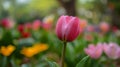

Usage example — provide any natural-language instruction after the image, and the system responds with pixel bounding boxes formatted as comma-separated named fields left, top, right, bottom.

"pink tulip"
left=1, top=18, right=15, bottom=29
left=103, top=43, right=120, bottom=59
left=99, top=22, right=109, bottom=33
left=42, top=15, right=54, bottom=30
left=56, top=15, right=80, bottom=42
left=42, top=23, right=52, bottom=30
left=32, top=20, right=41, bottom=31
left=24, top=23, right=32, bottom=30
left=84, top=43, right=103, bottom=59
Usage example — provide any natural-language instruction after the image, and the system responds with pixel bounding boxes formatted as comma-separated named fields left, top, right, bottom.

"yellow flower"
left=0, top=45, right=15, bottom=56
left=33, top=43, right=48, bottom=53
left=21, top=47, right=36, bottom=58
left=21, top=43, right=48, bottom=58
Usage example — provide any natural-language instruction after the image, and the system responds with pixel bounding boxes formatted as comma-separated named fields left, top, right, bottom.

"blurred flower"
left=0, top=45, right=15, bottom=56
left=112, top=26, right=118, bottom=33
left=24, top=23, right=32, bottom=31
left=84, top=43, right=103, bottom=59
left=21, top=47, right=36, bottom=58
left=79, top=19, right=87, bottom=34
left=32, top=20, right=41, bottom=31
left=86, top=25, right=94, bottom=32
left=18, top=24, right=24, bottom=33
left=42, top=15, right=54, bottom=30
left=1, top=18, right=15, bottom=29
left=42, top=23, right=52, bottom=31
left=80, top=19, right=87, bottom=29
left=33, top=43, right=48, bottom=53
left=21, top=32, right=31, bottom=38
left=56, top=15, right=80, bottom=42
left=21, top=43, right=48, bottom=57
left=99, top=22, right=109, bottom=33
left=103, top=43, right=120, bottom=59
left=84, top=34, right=93, bottom=42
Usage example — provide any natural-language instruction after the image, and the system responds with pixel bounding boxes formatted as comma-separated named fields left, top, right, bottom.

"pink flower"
left=99, top=22, right=109, bottom=33
left=42, top=15, right=54, bottom=31
left=1, top=18, right=15, bottom=29
left=55, top=15, right=80, bottom=42
left=84, top=43, right=103, bottom=59
left=42, top=23, right=52, bottom=30
left=103, top=43, right=120, bottom=59
left=24, top=23, right=32, bottom=30
left=32, top=20, right=41, bottom=31
left=86, top=25, right=94, bottom=32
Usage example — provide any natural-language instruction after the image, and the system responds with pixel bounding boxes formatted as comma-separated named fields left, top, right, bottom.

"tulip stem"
left=2, top=56, right=7, bottom=67
left=60, top=42, right=67, bottom=67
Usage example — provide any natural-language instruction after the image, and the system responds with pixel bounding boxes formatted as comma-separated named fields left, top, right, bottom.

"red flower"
left=18, top=24, right=24, bottom=33
left=21, top=32, right=31, bottom=38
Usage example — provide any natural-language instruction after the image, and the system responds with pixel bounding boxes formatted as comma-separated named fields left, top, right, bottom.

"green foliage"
left=48, top=61, right=59, bottom=67
left=0, top=30, right=14, bottom=46
left=76, top=56, right=89, bottom=67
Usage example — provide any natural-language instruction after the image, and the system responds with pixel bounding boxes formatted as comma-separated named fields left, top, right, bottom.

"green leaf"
left=76, top=56, right=89, bottom=67
left=48, top=61, right=59, bottom=67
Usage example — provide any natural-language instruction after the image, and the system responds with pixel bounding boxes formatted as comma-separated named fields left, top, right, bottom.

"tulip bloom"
left=99, top=22, right=109, bottom=33
left=42, top=23, right=52, bottom=31
left=103, top=43, right=120, bottom=59
left=0, top=45, right=15, bottom=56
left=24, top=23, right=32, bottom=30
left=42, top=15, right=54, bottom=30
left=1, top=18, right=15, bottom=29
left=80, top=19, right=87, bottom=29
left=56, top=15, right=80, bottom=42
left=32, top=20, right=41, bottom=31
left=84, top=43, right=103, bottom=59
left=18, top=24, right=24, bottom=33
left=21, top=32, right=31, bottom=38
left=21, top=43, right=48, bottom=57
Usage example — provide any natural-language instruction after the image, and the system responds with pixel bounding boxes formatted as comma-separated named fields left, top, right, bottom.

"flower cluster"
left=84, top=42, right=120, bottom=59
left=21, top=43, right=48, bottom=58
left=0, top=43, right=48, bottom=57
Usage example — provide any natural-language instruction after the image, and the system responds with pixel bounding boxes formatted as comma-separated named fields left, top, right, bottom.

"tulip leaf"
left=48, top=61, right=59, bottom=67
left=76, top=56, right=89, bottom=67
